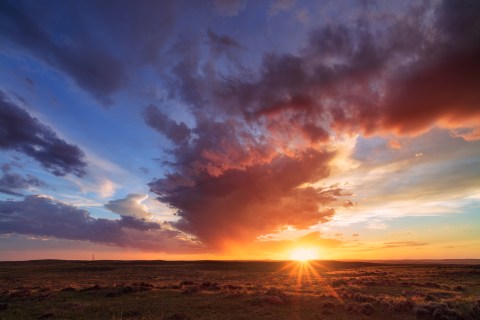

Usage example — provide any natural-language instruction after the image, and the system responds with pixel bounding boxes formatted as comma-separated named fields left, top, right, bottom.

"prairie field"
left=0, top=260, right=479, bottom=320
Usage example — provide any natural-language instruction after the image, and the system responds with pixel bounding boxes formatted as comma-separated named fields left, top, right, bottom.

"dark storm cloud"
left=0, top=91, right=87, bottom=177
left=145, top=0, right=480, bottom=248
left=239, top=0, right=480, bottom=136
left=191, top=0, right=480, bottom=140
left=382, top=0, right=480, bottom=134
left=150, top=149, right=343, bottom=247
left=207, top=30, right=242, bottom=57
left=0, top=163, right=47, bottom=197
left=118, top=215, right=160, bottom=232
left=0, top=188, right=23, bottom=197
left=0, top=1, right=125, bottom=106
left=0, top=0, right=178, bottom=106
left=143, top=105, right=191, bottom=144
left=0, top=195, right=201, bottom=252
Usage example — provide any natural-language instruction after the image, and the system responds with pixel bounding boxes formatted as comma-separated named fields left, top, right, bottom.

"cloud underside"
left=0, top=163, right=47, bottom=197
left=0, top=195, right=201, bottom=252
left=152, top=150, right=343, bottom=247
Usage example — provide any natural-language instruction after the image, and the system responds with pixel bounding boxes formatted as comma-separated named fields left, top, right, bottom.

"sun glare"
left=289, top=248, right=318, bottom=262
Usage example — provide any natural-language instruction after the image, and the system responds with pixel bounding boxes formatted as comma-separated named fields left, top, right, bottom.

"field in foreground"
left=0, top=260, right=479, bottom=319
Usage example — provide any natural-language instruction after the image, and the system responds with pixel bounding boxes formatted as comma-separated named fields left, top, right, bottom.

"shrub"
left=224, top=284, right=243, bottom=290
left=320, top=301, right=336, bottom=314
left=345, top=302, right=359, bottom=313
left=331, top=279, right=348, bottom=287
left=181, top=286, right=199, bottom=295
left=165, top=313, right=191, bottom=320
left=359, top=303, right=375, bottom=315
left=390, top=299, right=416, bottom=313
left=470, top=299, right=480, bottom=317
left=82, top=284, right=101, bottom=291
left=414, top=303, right=462, bottom=320
left=261, top=295, right=284, bottom=305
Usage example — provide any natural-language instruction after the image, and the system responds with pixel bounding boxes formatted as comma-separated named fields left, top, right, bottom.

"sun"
left=289, top=248, right=318, bottom=262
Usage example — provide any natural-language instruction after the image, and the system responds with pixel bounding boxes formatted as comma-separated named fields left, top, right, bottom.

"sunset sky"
left=0, top=0, right=479, bottom=261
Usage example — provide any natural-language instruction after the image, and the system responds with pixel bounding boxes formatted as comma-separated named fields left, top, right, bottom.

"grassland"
left=0, top=260, right=479, bottom=319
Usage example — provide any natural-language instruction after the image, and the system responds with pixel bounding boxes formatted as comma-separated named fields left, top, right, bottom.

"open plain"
left=0, top=260, right=479, bottom=319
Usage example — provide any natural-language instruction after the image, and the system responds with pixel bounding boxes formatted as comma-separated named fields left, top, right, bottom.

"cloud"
left=98, top=179, right=118, bottom=198
left=142, top=0, right=480, bottom=249
left=0, top=2, right=126, bottom=106
left=324, top=129, right=480, bottom=230
left=0, top=195, right=202, bottom=252
left=105, top=194, right=151, bottom=220
left=207, top=30, right=242, bottom=58
left=211, top=0, right=245, bottom=16
left=0, top=0, right=178, bottom=105
left=139, top=0, right=480, bottom=250
left=150, top=149, right=345, bottom=247
left=0, top=163, right=47, bottom=196
left=383, top=241, right=428, bottom=249
left=450, top=128, right=480, bottom=142
left=143, top=105, right=191, bottom=144
left=219, top=0, right=480, bottom=139
left=268, top=0, right=296, bottom=16
left=0, top=91, right=87, bottom=177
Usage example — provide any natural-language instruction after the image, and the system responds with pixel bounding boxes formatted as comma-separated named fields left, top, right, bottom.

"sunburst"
left=274, top=249, right=343, bottom=302
left=289, top=247, right=318, bottom=262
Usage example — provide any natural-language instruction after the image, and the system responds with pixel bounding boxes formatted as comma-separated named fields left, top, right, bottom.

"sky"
left=0, top=0, right=479, bottom=261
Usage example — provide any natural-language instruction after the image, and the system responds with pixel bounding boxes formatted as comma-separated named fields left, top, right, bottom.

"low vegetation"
left=0, top=260, right=479, bottom=319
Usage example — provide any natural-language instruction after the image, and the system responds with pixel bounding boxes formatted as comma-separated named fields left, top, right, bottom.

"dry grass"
left=0, top=260, right=479, bottom=319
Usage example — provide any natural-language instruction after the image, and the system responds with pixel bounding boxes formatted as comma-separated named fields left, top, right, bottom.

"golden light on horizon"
left=277, top=254, right=343, bottom=303
left=289, top=247, right=318, bottom=261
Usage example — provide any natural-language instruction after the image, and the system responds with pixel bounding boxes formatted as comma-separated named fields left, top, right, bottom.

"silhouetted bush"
left=345, top=302, right=358, bottom=313
left=360, top=303, right=375, bottom=315
left=165, top=313, right=191, bottom=320
left=331, top=279, right=348, bottom=287
left=82, top=284, right=101, bottom=291
left=424, top=292, right=455, bottom=301
left=353, top=293, right=378, bottom=303
left=8, top=289, right=30, bottom=298
left=265, top=287, right=290, bottom=303
left=181, top=286, right=199, bottom=295
left=320, top=301, right=336, bottom=314
left=38, top=312, right=55, bottom=319
left=414, top=303, right=462, bottom=320
left=261, top=295, right=284, bottom=305
left=388, top=299, right=416, bottom=313
left=224, top=284, right=243, bottom=290
left=470, top=299, right=480, bottom=317
left=61, top=287, right=75, bottom=292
